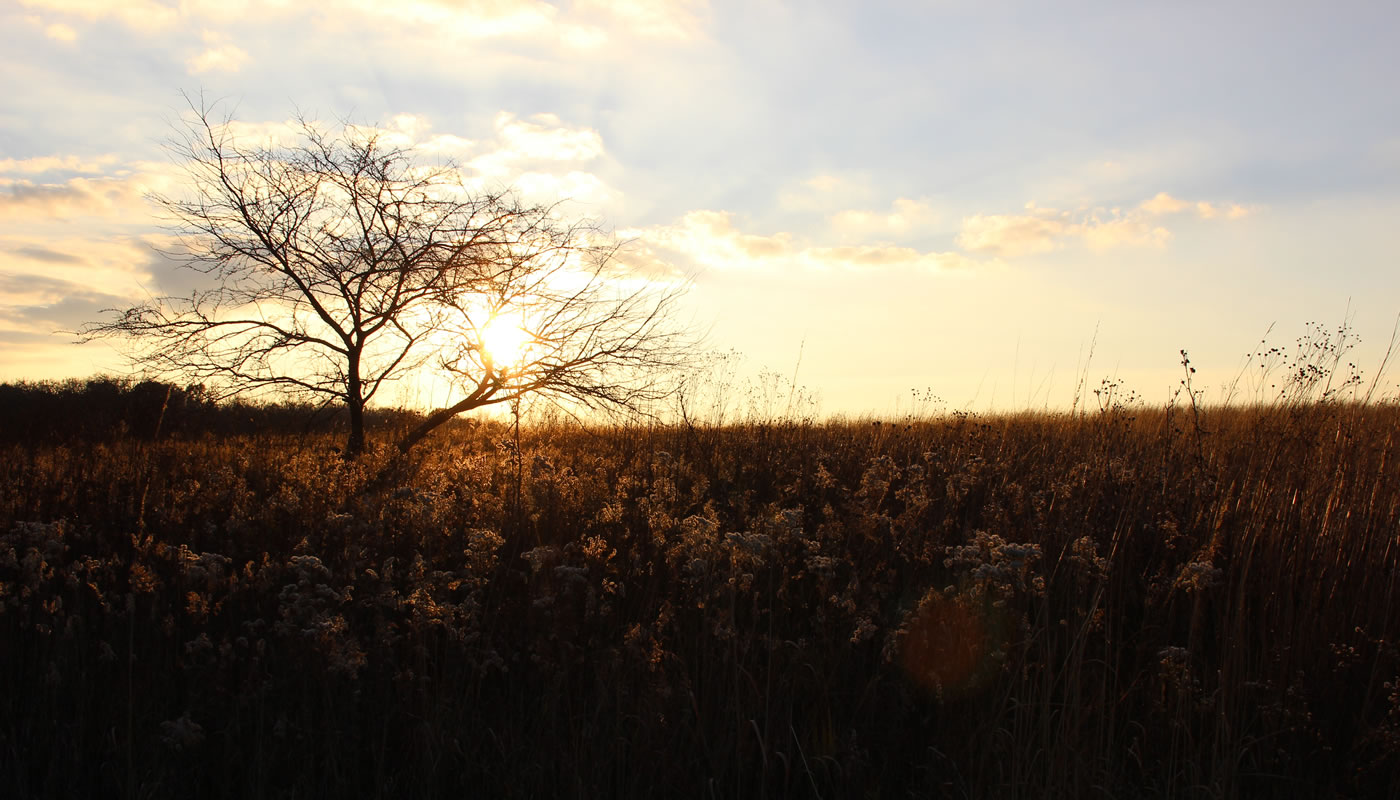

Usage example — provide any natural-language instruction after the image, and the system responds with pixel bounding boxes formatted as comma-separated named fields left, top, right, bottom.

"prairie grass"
left=2, top=399, right=1399, bottom=798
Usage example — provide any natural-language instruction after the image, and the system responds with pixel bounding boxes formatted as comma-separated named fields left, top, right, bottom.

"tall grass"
left=2, top=398, right=1398, bottom=797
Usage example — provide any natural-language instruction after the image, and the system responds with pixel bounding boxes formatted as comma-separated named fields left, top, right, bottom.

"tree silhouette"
left=82, top=99, right=691, bottom=455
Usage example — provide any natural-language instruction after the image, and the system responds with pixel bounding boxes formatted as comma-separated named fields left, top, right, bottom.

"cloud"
left=1141, top=191, right=1250, bottom=220
left=186, top=31, right=249, bottom=74
left=21, top=0, right=711, bottom=58
left=1194, top=201, right=1250, bottom=220
left=511, top=170, right=613, bottom=206
left=956, top=208, right=1170, bottom=256
left=0, top=272, right=83, bottom=297
left=802, top=245, right=978, bottom=272
left=17, top=0, right=179, bottom=31
left=957, top=210, right=1071, bottom=257
left=620, top=210, right=976, bottom=275
left=0, top=155, right=120, bottom=174
left=629, top=210, right=792, bottom=269
left=0, top=271, right=131, bottom=332
left=829, top=197, right=941, bottom=239
left=560, top=24, right=609, bottom=49
left=958, top=192, right=1249, bottom=257
left=0, top=329, right=54, bottom=346
left=573, top=0, right=709, bottom=40
left=0, top=236, right=164, bottom=296
left=10, top=245, right=85, bottom=265
left=1076, top=217, right=1170, bottom=251
left=470, top=112, right=605, bottom=175
left=332, top=111, right=614, bottom=204
left=19, top=0, right=557, bottom=37
left=2, top=110, right=616, bottom=234
left=0, top=175, right=155, bottom=220
left=44, top=21, right=78, bottom=41
left=1139, top=192, right=1190, bottom=215
left=342, top=0, right=559, bottom=38
left=778, top=173, right=876, bottom=214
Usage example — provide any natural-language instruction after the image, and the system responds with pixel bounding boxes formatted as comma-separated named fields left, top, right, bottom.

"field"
left=3, top=384, right=1399, bottom=798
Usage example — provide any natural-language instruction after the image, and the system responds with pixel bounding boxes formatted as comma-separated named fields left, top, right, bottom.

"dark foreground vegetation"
left=3, top=382, right=1399, bottom=798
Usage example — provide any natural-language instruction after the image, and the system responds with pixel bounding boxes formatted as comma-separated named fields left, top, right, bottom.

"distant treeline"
left=0, top=377, right=430, bottom=444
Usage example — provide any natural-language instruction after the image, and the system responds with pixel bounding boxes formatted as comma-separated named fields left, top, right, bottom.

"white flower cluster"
left=945, top=531, right=1045, bottom=603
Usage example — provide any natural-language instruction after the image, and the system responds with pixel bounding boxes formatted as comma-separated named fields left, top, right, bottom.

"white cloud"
left=777, top=173, right=878, bottom=214
left=512, top=170, right=613, bottom=206
left=573, top=0, right=708, bottom=40
left=493, top=112, right=605, bottom=162
left=1140, top=191, right=1190, bottom=215
left=20, top=0, right=709, bottom=65
left=1195, top=201, right=1250, bottom=220
left=186, top=31, right=250, bottom=74
left=802, top=245, right=977, bottom=272
left=21, top=0, right=561, bottom=37
left=829, top=197, right=941, bottom=239
left=1077, top=217, right=1170, bottom=251
left=18, top=0, right=179, bottom=31
left=560, top=23, right=609, bottom=49
left=339, top=0, right=558, bottom=37
left=621, top=210, right=976, bottom=275
left=44, top=22, right=78, bottom=41
left=468, top=112, right=607, bottom=182
left=0, top=155, right=119, bottom=174
left=627, top=210, right=792, bottom=270
left=0, top=176, right=151, bottom=219
left=957, top=209, right=1070, bottom=257
left=1140, top=191, right=1250, bottom=220
left=959, top=192, right=1250, bottom=257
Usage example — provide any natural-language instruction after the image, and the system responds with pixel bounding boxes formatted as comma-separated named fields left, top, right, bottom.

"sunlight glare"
left=480, top=313, right=534, bottom=367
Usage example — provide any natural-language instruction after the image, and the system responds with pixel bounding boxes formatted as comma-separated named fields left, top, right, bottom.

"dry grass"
left=2, top=399, right=1399, bottom=798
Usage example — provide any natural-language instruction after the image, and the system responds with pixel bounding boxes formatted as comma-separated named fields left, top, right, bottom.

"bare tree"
left=82, top=100, right=691, bottom=456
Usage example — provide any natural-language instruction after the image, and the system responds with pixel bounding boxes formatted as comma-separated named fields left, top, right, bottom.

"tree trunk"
left=396, top=388, right=495, bottom=453
left=346, top=398, right=366, bottom=458
left=346, top=352, right=365, bottom=458
left=396, top=405, right=460, bottom=453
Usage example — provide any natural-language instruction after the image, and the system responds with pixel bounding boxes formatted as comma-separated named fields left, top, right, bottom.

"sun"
left=480, top=313, right=534, bottom=368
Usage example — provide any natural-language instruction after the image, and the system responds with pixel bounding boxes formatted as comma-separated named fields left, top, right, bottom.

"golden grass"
left=2, top=401, right=1398, bottom=797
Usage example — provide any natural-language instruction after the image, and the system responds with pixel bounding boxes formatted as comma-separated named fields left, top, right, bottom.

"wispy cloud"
left=0, top=154, right=177, bottom=224
left=0, top=271, right=131, bottom=332
left=620, top=210, right=978, bottom=275
left=18, top=0, right=179, bottom=30
left=42, top=21, right=77, bottom=41
left=573, top=0, right=709, bottom=40
left=186, top=30, right=248, bottom=74
left=958, top=193, right=1248, bottom=257
left=1, top=236, right=158, bottom=291
left=340, top=0, right=559, bottom=39
left=0, top=155, right=120, bottom=174
left=0, top=177, right=145, bottom=218
left=10, top=245, right=85, bottom=265
left=470, top=112, right=606, bottom=173
left=956, top=208, right=1076, bottom=257
left=19, top=0, right=709, bottom=48
left=1140, top=191, right=1249, bottom=219
left=778, top=174, right=875, bottom=214
left=829, top=197, right=941, bottom=239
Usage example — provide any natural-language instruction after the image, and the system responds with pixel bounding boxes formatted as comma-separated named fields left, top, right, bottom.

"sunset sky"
left=3, top=0, right=1399, bottom=416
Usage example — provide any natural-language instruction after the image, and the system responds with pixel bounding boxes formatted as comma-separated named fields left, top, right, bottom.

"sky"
left=3, top=0, right=1399, bottom=417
